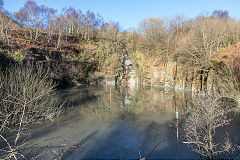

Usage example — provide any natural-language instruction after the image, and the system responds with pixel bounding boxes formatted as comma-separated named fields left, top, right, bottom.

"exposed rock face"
left=0, top=52, right=15, bottom=72
left=11, top=47, right=96, bottom=88
left=1, top=44, right=214, bottom=91
left=40, top=61, right=97, bottom=88
left=25, top=48, right=65, bottom=61
left=119, top=58, right=215, bottom=92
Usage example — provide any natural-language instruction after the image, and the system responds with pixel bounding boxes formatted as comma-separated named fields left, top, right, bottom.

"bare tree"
left=33, top=5, right=55, bottom=41
left=55, top=17, right=64, bottom=49
left=45, top=8, right=56, bottom=43
left=184, top=96, right=239, bottom=159
left=0, top=11, right=12, bottom=45
left=14, top=0, right=39, bottom=41
left=212, top=10, right=229, bottom=19
left=14, top=0, right=54, bottom=42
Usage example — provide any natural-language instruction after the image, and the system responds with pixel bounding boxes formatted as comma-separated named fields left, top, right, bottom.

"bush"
left=0, top=62, right=62, bottom=130
left=183, top=96, right=239, bottom=159
left=12, top=51, right=25, bottom=62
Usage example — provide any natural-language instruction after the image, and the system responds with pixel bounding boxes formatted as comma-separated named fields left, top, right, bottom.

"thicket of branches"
left=0, top=62, right=62, bottom=126
left=0, top=62, right=62, bottom=159
left=184, top=96, right=240, bottom=159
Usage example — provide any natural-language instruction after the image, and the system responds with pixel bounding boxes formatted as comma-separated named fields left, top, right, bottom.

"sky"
left=3, top=0, right=240, bottom=30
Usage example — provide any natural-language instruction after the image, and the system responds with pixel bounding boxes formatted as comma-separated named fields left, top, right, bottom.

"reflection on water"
left=62, top=86, right=192, bottom=122
left=23, top=86, right=239, bottom=159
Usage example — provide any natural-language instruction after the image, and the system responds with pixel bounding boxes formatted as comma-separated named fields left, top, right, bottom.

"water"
left=21, top=86, right=240, bottom=159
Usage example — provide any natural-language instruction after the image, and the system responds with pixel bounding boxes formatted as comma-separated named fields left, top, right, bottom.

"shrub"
left=0, top=62, right=62, bottom=130
left=12, top=51, right=25, bottom=62
left=184, top=96, right=239, bottom=159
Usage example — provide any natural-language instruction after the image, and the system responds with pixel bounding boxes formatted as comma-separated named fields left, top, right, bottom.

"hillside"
left=0, top=4, right=240, bottom=95
left=0, top=12, right=22, bottom=29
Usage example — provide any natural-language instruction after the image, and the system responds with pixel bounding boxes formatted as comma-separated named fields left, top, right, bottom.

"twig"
left=145, top=138, right=167, bottom=159
left=0, top=134, right=18, bottom=160
left=15, top=87, right=27, bottom=146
